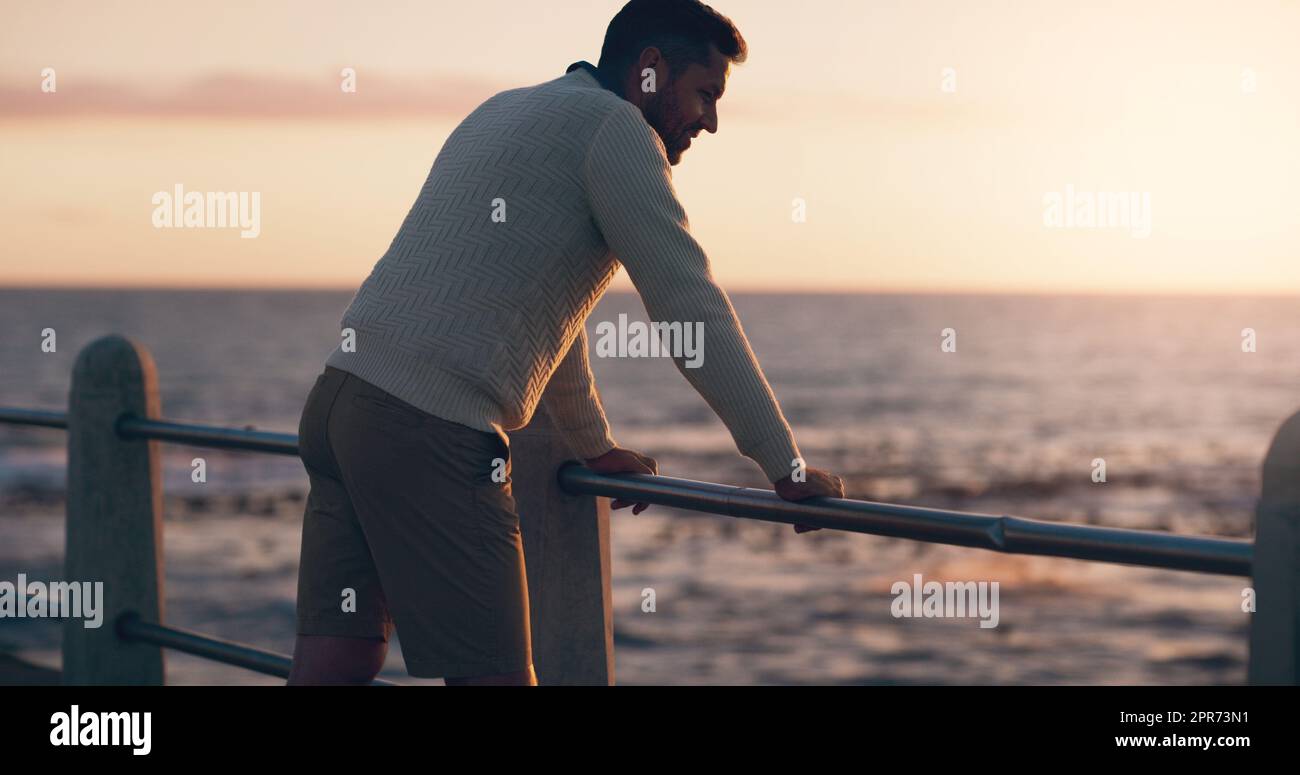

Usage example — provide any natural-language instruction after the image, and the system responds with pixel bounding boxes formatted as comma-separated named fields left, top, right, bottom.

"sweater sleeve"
left=540, top=323, right=619, bottom=460
left=581, top=103, right=804, bottom=483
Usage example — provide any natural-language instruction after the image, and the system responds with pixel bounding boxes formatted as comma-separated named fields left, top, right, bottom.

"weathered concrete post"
left=63, top=335, right=166, bottom=685
left=512, top=402, right=615, bottom=685
left=1248, top=409, right=1300, bottom=684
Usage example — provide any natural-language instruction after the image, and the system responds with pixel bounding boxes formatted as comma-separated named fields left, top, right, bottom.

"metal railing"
left=556, top=464, right=1252, bottom=577
left=0, top=407, right=67, bottom=430
left=2, top=334, right=1297, bottom=685
left=114, top=613, right=397, bottom=686
left=3, top=406, right=1256, bottom=577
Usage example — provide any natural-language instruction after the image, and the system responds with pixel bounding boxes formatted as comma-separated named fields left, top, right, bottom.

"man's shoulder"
left=442, top=71, right=653, bottom=169
left=479, top=70, right=632, bottom=125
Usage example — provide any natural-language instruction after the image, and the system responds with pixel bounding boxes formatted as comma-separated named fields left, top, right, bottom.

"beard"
left=644, top=87, right=694, bottom=166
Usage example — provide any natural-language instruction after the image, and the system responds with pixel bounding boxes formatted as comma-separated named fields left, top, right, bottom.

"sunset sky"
left=1, top=0, right=1297, bottom=293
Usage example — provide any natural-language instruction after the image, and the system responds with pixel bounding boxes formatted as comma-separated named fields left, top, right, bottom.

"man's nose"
left=700, top=105, right=718, bottom=134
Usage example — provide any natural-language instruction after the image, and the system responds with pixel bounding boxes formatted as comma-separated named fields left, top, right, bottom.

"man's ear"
left=636, top=47, right=667, bottom=96
left=637, top=46, right=663, bottom=72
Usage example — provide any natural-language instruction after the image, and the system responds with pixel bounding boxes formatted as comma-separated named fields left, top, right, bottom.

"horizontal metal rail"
left=115, top=415, right=298, bottom=455
left=0, top=407, right=68, bottom=429
left=0, top=410, right=298, bottom=454
left=0, top=405, right=1255, bottom=576
left=557, top=463, right=1254, bottom=577
left=116, top=613, right=398, bottom=686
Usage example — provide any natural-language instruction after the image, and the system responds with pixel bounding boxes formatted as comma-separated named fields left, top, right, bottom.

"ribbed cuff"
left=558, top=424, right=618, bottom=461
left=746, top=432, right=804, bottom=484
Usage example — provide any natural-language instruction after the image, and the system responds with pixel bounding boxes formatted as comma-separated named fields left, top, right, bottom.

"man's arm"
left=540, top=323, right=619, bottom=460
left=582, top=103, right=803, bottom=484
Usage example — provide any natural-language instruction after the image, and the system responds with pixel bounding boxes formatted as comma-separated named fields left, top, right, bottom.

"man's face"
left=641, top=45, right=728, bottom=166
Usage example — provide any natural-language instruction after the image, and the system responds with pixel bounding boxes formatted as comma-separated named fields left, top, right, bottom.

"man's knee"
left=288, top=634, right=388, bottom=685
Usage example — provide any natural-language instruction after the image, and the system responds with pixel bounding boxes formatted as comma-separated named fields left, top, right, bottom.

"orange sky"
left=1, top=0, right=1297, bottom=293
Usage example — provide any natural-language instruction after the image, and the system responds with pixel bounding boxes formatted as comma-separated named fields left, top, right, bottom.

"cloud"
left=0, top=71, right=507, bottom=119
left=0, top=69, right=1014, bottom=136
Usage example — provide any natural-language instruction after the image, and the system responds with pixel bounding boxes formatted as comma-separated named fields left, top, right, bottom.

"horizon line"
left=2, top=283, right=1298, bottom=299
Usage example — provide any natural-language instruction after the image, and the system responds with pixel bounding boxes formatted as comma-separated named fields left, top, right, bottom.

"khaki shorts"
left=294, top=365, right=532, bottom=679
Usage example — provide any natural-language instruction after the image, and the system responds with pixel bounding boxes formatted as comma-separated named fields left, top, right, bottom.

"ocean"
left=1, top=288, right=1296, bottom=684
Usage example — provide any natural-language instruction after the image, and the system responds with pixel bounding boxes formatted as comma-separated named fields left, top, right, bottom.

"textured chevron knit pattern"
left=325, top=63, right=803, bottom=483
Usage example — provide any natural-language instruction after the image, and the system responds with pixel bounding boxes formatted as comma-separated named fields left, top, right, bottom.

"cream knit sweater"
left=326, top=62, right=802, bottom=483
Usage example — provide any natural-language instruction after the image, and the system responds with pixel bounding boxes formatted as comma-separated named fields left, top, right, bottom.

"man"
left=289, top=0, right=845, bottom=687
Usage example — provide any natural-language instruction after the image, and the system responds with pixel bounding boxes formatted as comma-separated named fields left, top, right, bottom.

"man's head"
left=596, top=0, right=747, bottom=165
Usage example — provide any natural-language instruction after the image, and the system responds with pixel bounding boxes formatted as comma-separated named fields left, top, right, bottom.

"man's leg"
left=287, top=635, right=532, bottom=684
left=331, top=379, right=535, bottom=686
left=445, top=664, right=538, bottom=686
left=287, top=634, right=389, bottom=685
left=287, top=633, right=534, bottom=685
left=293, top=369, right=396, bottom=685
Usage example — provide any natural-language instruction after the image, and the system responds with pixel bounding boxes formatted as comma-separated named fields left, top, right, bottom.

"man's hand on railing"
left=583, top=447, right=659, bottom=514
left=774, top=468, right=845, bottom=534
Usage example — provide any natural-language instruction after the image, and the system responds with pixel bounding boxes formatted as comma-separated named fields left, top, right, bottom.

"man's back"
left=327, top=68, right=627, bottom=429
left=327, top=63, right=802, bottom=483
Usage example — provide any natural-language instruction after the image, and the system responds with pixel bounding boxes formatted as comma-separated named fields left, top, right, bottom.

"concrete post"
left=1248, top=409, right=1300, bottom=684
left=63, top=335, right=166, bottom=685
left=512, top=403, right=615, bottom=685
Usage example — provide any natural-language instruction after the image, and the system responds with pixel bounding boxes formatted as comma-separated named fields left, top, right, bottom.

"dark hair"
left=597, top=0, right=748, bottom=83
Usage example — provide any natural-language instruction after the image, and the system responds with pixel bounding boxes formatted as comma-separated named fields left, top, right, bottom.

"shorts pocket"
left=471, top=474, right=520, bottom=550
left=465, top=432, right=517, bottom=547
left=449, top=428, right=510, bottom=486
